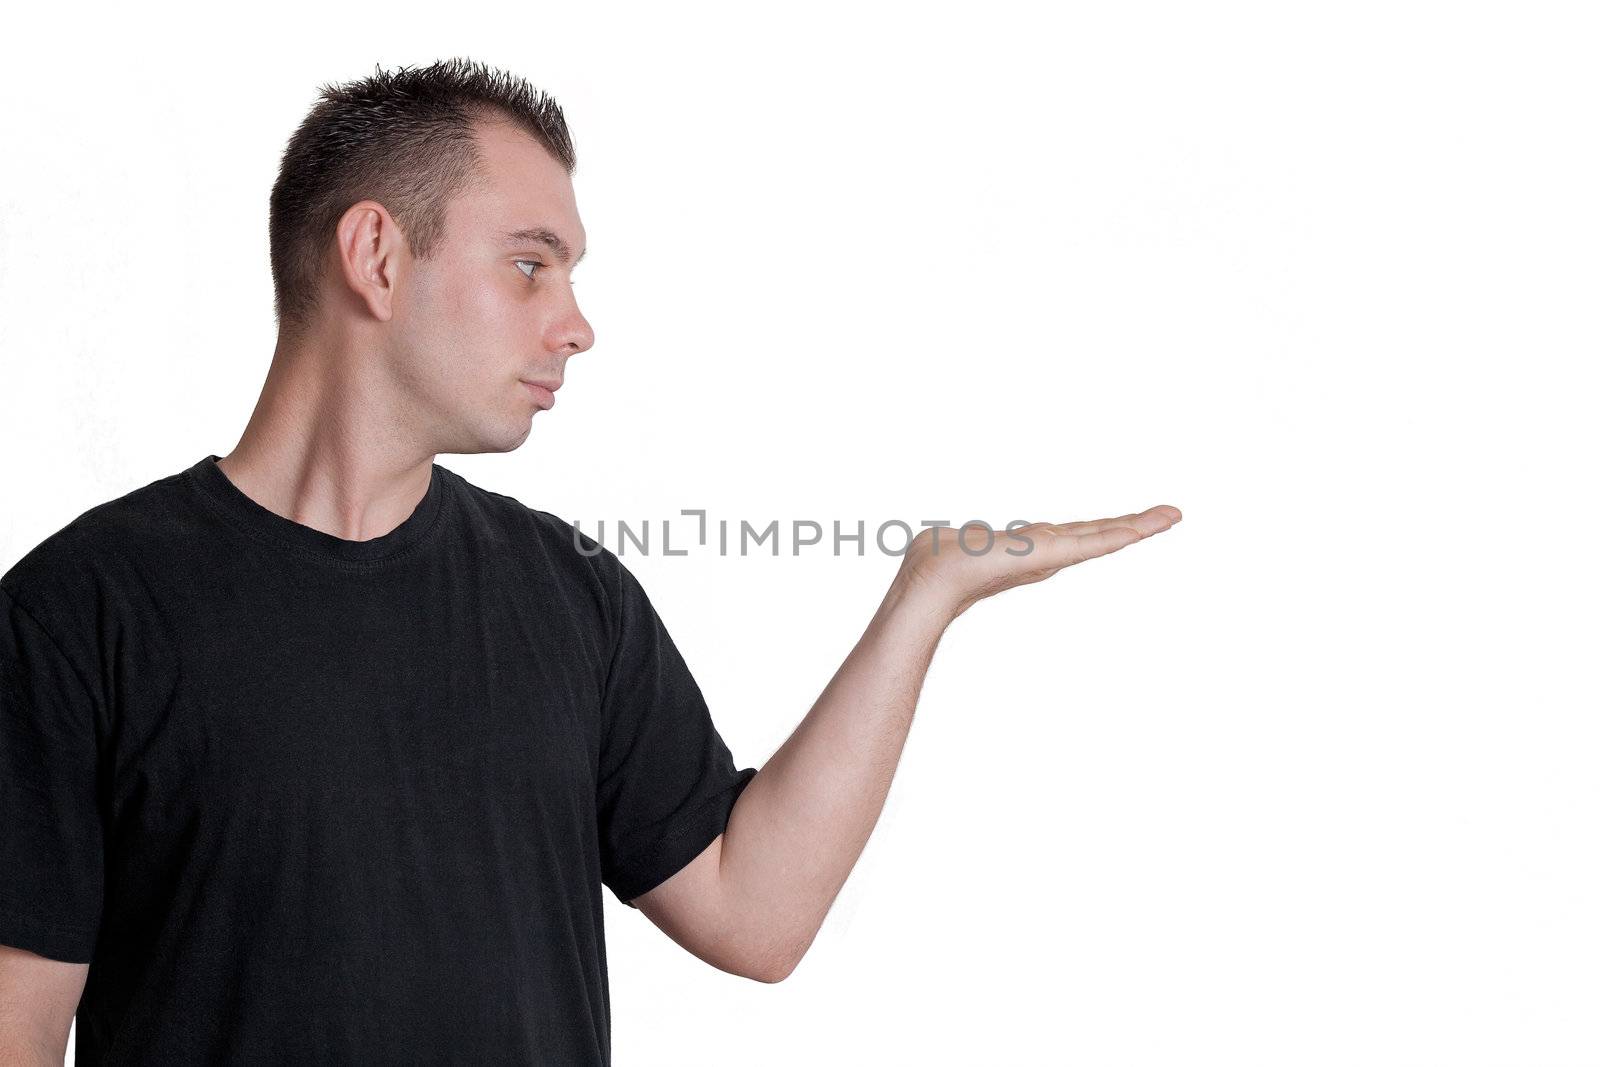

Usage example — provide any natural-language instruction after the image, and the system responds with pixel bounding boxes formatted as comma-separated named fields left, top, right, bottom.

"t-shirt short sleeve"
left=595, top=558, right=757, bottom=907
left=0, top=586, right=105, bottom=963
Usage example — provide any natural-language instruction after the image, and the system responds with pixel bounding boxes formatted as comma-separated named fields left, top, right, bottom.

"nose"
left=551, top=297, right=595, bottom=358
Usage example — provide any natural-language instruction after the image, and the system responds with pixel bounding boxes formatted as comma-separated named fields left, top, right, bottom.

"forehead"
left=459, top=118, right=584, bottom=249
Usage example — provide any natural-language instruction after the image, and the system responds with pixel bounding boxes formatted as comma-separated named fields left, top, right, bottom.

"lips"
left=520, top=379, right=559, bottom=409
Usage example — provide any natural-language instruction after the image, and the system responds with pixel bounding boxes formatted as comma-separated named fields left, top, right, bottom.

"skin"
left=0, top=945, right=82, bottom=1065
left=205, top=114, right=596, bottom=539
left=0, top=112, right=1181, bottom=1056
left=635, top=509, right=1180, bottom=981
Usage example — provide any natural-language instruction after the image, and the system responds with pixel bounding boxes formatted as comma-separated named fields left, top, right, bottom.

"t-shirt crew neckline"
left=184, top=453, right=450, bottom=566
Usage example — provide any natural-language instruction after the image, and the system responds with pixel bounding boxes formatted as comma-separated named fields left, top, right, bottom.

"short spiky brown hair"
left=268, top=57, right=576, bottom=339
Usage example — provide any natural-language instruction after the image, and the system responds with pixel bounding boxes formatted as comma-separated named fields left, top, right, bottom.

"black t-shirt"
left=0, top=454, right=757, bottom=1065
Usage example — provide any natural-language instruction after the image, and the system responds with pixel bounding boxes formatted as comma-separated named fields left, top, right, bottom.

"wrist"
left=880, top=565, right=960, bottom=636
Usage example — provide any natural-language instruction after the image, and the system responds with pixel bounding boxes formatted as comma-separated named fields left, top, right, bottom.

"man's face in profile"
left=390, top=117, right=593, bottom=455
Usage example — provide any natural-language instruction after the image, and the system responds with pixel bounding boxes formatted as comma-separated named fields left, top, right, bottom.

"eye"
left=515, top=260, right=544, bottom=280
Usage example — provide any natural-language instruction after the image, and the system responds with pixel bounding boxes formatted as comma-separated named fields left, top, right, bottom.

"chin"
left=505, top=419, right=536, bottom=452
left=450, top=415, right=532, bottom=456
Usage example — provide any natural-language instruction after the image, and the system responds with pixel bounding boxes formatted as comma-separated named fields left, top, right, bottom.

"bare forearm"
left=714, top=570, right=952, bottom=976
left=654, top=509, right=1179, bottom=981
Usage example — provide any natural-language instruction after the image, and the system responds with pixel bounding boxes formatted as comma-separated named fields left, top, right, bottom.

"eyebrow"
left=501, top=227, right=586, bottom=266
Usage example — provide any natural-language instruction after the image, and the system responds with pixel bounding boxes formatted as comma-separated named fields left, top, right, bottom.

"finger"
left=1067, top=526, right=1146, bottom=562
left=997, top=508, right=1179, bottom=562
left=1055, top=510, right=1143, bottom=534
left=1027, top=524, right=1139, bottom=568
left=1055, top=505, right=1181, bottom=537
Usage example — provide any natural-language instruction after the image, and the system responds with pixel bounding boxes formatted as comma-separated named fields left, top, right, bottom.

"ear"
left=332, top=199, right=406, bottom=324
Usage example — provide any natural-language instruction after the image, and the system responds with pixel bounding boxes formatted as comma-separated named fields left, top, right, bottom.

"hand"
left=895, top=506, right=1183, bottom=623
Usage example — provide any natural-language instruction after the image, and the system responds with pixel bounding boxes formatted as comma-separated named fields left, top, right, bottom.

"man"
left=0, top=57, right=1181, bottom=1064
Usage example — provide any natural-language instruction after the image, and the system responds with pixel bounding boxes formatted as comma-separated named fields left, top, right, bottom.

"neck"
left=216, top=333, right=436, bottom=544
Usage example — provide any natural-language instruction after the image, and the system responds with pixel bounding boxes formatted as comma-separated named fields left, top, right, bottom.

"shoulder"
left=1, top=466, right=192, bottom=610
left=1, top=465, right=195, bottom=684
left=439, top=466, right=603, bottom=562
left=438, top=465, right=628, bottom=612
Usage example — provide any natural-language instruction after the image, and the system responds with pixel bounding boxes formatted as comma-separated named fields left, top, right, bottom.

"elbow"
left=743, top=956, right=798, bottom=984
left=737, top=940, right=804, bottom=984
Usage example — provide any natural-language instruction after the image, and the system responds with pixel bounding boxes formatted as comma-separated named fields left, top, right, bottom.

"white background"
left=3, top=2, right=1596, bottom=1064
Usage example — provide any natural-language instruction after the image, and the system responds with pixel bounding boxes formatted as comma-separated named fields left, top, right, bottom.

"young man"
left=0, top=58, right=1181, bottom=1064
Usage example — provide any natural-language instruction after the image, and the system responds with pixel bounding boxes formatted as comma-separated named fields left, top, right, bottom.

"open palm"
left=901, top=505, right=1183, bottom=621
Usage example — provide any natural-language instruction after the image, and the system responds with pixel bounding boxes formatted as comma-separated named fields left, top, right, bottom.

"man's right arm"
left=0, top=944, right=86, bottom=1066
